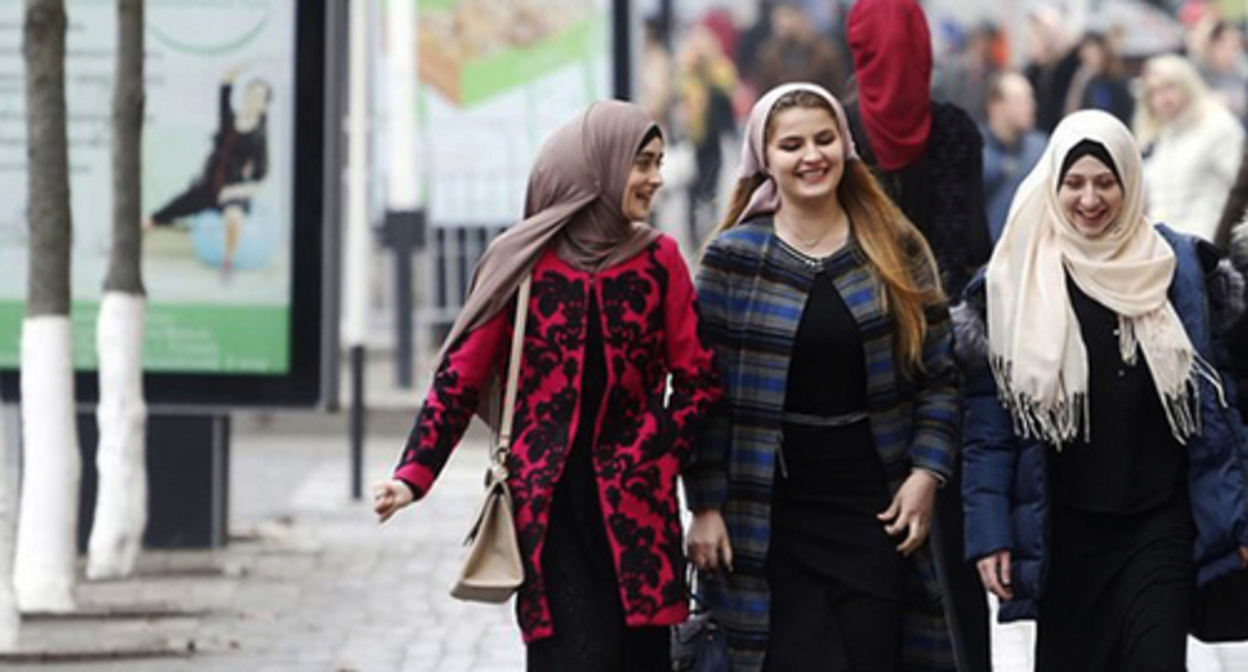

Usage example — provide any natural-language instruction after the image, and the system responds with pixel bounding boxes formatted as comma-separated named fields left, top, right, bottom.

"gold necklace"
left=781, top=212, right=845, bottom=249
left=778, top=219, right=826, bottom=248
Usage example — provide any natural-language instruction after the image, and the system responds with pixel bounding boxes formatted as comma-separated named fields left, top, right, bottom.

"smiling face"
left=621, top=135, right=664, bottom=221
left=765, top=106, right=844, bottom=208
left=1058, top=155, right=1123, bottom=238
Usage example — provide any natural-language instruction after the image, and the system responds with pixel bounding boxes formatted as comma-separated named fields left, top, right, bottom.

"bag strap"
left=495, top=276, right=532, bottom=462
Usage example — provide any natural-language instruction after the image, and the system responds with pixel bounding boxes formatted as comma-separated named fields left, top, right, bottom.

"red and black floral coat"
left=394, top=234, right=722, bottom=642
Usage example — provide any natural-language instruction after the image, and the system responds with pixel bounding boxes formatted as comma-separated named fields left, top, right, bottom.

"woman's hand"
left=372, top=479, right=414, bottom=523
left=878, top=469, right=939, bottom=556
left=977, top=550, right=1014, bottom=601
left=687, top=509, right=733, bottom=574
left=1239, top=546, right=1248, bottom=568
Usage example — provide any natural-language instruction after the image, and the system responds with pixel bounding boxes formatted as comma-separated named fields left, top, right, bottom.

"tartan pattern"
left=686, top=218, right=962, bottom=671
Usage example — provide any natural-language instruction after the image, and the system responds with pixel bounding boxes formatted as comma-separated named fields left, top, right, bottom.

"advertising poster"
left=408, top=0, right=613, bottom=226
left=0, top=0, right=298, bottom=375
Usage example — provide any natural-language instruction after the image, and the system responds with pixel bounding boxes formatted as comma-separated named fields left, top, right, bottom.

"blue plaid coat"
left=686, top=217, right=964, bottom=671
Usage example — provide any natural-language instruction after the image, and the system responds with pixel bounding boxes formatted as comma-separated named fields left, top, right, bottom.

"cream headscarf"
left=987, top=109, right=1219, bottom=447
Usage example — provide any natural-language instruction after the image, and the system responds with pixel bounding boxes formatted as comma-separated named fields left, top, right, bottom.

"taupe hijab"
left=439, top=100, right=663, bottom=361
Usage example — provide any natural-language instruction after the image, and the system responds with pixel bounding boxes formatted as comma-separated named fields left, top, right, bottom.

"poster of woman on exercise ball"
left=0, top=0, right=300, bottom=379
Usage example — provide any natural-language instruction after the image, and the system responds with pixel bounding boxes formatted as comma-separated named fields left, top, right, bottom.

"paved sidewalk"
left=10, top=414, right=524, bottom=671
left=6, top=411, right=1244, bottom=671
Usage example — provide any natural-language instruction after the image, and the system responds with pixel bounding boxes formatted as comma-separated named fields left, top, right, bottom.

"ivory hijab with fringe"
left=986, top=109, right=1221, bottom=447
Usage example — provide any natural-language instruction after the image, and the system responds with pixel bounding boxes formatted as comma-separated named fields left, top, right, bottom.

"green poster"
left=0, top=0, right=297, bottom=374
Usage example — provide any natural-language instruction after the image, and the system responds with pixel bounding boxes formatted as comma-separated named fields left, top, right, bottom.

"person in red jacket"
left=372, top=100, right=722, bottom=672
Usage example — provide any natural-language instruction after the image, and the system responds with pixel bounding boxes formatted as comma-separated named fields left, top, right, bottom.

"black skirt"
left=771, top=420, right=904, bottom=601
left=1036, top=489, right=1196, bottom=672
left=763, top=419, right=906, bottom=672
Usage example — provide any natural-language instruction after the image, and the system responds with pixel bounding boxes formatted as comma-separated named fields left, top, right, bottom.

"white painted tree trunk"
left=14, top=316, right=80, bottom=613
left=0, top=406, right=19, bottom=649
left=87, top=293, right=146, bottom=580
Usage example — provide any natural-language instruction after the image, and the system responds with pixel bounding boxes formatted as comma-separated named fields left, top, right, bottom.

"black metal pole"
left=385, top=210, right=423, bottom=389
left=320, top=0, right=350, bottom=412
left=613, top=0, right=631, bottom=100
left=659, top=0, right=674, bottom=52
left=349, top=345, right=365, bottom=500
left=395, top=241, right=413, bottom=389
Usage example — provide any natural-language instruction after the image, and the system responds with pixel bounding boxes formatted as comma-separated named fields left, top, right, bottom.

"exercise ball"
left=188, top=203, right=280, bottom=270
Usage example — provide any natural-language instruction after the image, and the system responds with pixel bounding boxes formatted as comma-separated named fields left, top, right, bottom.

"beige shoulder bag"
left=450, top=277, right=530, bottom=603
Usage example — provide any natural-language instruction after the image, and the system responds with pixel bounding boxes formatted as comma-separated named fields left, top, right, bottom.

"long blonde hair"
left=1133, top=54, right=1214, bottom=147
left=712, top=90, right=943, bottom=373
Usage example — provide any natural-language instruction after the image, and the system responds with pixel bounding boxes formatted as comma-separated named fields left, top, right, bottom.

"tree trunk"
left=0, top=411, right=18, bottom=649
left=15, top=0, right=81, bottom=613
left=103, top=0, right=144, bottom=298
left=88, top=0, right=147, bottom=581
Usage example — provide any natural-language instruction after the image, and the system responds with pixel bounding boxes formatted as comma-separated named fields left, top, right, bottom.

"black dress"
left=152, top=84, right=268, bottom=225
left=525, top=292, right=670, bottom=672
left=1034, top=279, right=1195, bottom=672
left=763, top=259, right=904, bottom=672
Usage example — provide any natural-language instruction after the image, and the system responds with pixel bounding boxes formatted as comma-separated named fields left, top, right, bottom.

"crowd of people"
left=370, top=0, right=1248, bottom=670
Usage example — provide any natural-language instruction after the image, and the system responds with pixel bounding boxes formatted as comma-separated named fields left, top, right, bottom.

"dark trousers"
left=763, top=547, right=903, bottom=672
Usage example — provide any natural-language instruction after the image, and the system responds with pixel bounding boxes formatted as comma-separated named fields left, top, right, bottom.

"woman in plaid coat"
left=684, top=83, right=964, bottom=671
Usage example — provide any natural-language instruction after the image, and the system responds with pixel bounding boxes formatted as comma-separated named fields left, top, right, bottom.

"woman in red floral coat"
left=372, top=101, right=722, bottom=671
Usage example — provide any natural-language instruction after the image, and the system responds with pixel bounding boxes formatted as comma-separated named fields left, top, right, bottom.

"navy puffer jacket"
left=955, top=224, right=1248, bottom=622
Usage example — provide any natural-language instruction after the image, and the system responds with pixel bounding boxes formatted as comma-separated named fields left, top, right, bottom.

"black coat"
left=845, top=100, right=992, bottom=299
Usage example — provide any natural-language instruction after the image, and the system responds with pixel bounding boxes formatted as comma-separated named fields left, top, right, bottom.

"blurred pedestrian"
left=372, top=101, right=723, bottom=672
left=1196, top=93, right=1248, bottom=670
left=752, top=2, right=848, bottom=97
left=1197, top=21, right=1248, bottom=122
left=676, top=24, right=740, bottom=248
left=1136, top=54, right=1245, bottom=241
left=983, top=71, right=1047, bottom=243
left=1063, top=32, right=1134, bottom=126
left=933, top=22, right=1002, bottom=126
left=687, top=81, right=964, bottom=672
left=1216, top=142, right=1248, bottom=250
left=842, top=3, right=994, bottom=669
left=844, top=0, right=992, bottom=298
left=957, top=109, right=1248, bottom=672
left=735, top=0, right=775, bottom=87
left=1023, top=6, right=1079, bottom=134
left=1225, top=199, right=1248, bottom=421
left=639, top=18, right=674, bottom=130
left=1215, top=141, right=1248, bottom=417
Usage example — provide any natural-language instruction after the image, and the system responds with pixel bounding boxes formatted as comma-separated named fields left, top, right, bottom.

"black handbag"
left=1192, top=567, right=1248, bottom=643
left=671, top=584, right=729, bottom=672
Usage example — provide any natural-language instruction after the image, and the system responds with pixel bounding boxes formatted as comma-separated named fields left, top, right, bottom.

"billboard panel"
left=0, top=0, right=325, bottom=406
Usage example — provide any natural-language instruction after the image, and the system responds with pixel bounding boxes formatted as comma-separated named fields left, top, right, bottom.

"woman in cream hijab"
left=957, top=110, right=1248, bottom=670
